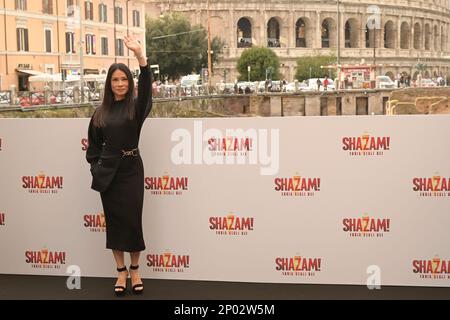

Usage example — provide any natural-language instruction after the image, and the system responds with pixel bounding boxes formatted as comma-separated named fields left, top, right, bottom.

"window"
left=15, top=0, right=27, bottom=10
left=99, top=3, right=107, bottom=22
left=45, top=29, right=52, bottom=53
left=114, top=7, right=123, bottom=24
left=67, top=0, right=74, bottom=17
left=133, top=10, right=140, bottom=27
left=85, top=1, right=93, bottom=20
left=65, top=32, right=75, bottom=53
left=115, top=39, right=124, bottom=56
left=17, top=28, right=29, bottom=51
left=86, top=34, right=96, bottom=54
left=101, top=37, right=108, bottom=55
left=42, top=0, right=53, bottom=14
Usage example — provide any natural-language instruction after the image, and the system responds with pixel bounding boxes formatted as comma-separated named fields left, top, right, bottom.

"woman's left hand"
left=124, top=35, right=143, bottom=56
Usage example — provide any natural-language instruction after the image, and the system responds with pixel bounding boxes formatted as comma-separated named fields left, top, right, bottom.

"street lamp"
left=247, top=65, right=251, bottom=82
left=336, top=0, right=341, bottom=90
left=207, top=0, right=212, bottom=88
left=337, top=0, right=341, bottom=66
left=78, top=0, right=84, bottom=103
left=265, top=67, right=273, bottom=81
left=223, top=68, right=228, bottom=85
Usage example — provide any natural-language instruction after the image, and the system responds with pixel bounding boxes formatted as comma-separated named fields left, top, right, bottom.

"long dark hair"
left=93, top=63, right=135, bottom=127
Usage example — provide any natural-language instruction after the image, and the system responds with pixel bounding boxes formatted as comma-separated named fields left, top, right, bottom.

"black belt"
left=121, top=148, right=140, bottom=157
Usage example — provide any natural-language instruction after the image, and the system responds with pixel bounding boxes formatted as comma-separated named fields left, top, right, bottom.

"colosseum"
left=145, top=0, right=450, bottom=82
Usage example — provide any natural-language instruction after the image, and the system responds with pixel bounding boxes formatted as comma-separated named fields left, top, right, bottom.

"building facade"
left=146, top=0, right=450, bottom=82
left=0, top=0, right=146, bottom=91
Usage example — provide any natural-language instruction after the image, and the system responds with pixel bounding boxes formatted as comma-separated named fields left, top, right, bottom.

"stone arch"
left=321, top=18, right=336, bottom=48
left=295, top=17, right=312, bottom=48
left=385, top=71, right=395, bottom=80
left=365, top=25, right=375, bottom=48
left=424, top=23, right=431, bottom=50
left=237, top=17, right=253, bottom=48
left=267, top=17, right=281, bottom=47
left=384, top=20, right=396, bottom=49
left=345, top=18, right=360, bottom=48
left=400, top=21, right=410, bottom=49
left=441, top=26, right=446, bottom=52
left=413, top=22, right=422, bottom=50
left=434, top=25, right=440, bottom=51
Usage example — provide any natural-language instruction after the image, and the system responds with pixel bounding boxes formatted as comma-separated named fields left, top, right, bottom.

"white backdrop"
left=0, top=116, right=449, bottom=287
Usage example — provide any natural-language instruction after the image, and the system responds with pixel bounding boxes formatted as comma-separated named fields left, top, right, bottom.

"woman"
left=86, top=36, right=152, bottom=296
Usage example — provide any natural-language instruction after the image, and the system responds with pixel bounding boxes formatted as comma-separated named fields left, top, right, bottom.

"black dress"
left=86, top=65, right=152, bottom=252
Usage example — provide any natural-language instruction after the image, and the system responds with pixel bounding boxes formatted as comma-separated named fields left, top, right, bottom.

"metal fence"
left=0, top=88, right=102, bottom=108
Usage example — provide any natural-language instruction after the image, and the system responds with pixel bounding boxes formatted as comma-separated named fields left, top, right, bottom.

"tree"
left=295, top=55, right=337, bottom=81
left=145, top=13, right=224, bottom=80
left=415, top=62, right=428, bottom=76
left=236, top=47, right=280, bottom=81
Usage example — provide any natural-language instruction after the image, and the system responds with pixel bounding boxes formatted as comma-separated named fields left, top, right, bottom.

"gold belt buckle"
left=122, top=148, right=138, bottom=157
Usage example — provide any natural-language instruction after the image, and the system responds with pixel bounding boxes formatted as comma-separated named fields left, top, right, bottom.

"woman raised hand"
left=124, top=35, right=147, bottom=66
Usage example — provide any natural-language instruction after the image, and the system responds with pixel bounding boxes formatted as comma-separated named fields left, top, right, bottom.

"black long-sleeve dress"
left=86, top=65, right=152, bottom=252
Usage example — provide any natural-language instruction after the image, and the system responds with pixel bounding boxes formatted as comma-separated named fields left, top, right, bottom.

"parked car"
left=285, top=82, right=308, bottom=92
left=377, top=76, right=396, bottom=89
left=419, top=78, right=437, bottom=87
left=217, top=82, right=235, bottom=94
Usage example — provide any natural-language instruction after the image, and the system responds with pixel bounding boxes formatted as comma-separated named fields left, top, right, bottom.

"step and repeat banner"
left=0, top=116, right=449, bottom=287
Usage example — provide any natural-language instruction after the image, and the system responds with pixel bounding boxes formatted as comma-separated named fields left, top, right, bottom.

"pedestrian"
left=323, top=76, right=329, bottom=91
left=86, top=35, right=152, bottom=296
left=317, top=78, right=322, bottom=91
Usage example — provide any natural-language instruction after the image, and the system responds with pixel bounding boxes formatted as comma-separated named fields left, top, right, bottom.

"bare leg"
left=112, top=250, right=128, bottom=292
left=130, top=251, right=140, bottom=267
left=129, top=251, right=143, bottom=292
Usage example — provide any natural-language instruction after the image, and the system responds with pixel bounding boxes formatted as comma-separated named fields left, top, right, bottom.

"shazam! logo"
left=22, top=172, right=64, bottom=194
left=342, top=132, right=391, bottom=156
left=274, top=174, right=321, bottom=197
left=275, top=255, right=322, bottom=277
left=171, top=121, right=280, bottom=176
left=413, top=175, right=450, bottom=197
left=209, top=213, right=255, bottom=236
left=83, top=212, right=106, bottom=233
left=145, top=174, right=188, bottom=196
left=342, top=214, right=391, bottom=238
left=207, top=136, right=253, bottom=156
left=146, top=252, right=190, bottom=273
left=412, top=256, right=450, bottom=280
left=25, top=248, right=67, bottom=269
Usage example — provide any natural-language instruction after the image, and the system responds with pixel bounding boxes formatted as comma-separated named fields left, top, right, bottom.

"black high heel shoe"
left=115, top=266, right=128, bottom=296
left=129, top=264, right=144, bottom=294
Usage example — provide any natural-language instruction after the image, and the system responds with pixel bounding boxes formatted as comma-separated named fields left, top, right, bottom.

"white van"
left=377, top=76, right=395, bottom=89
left=181, top=74, right=201, bottom=87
